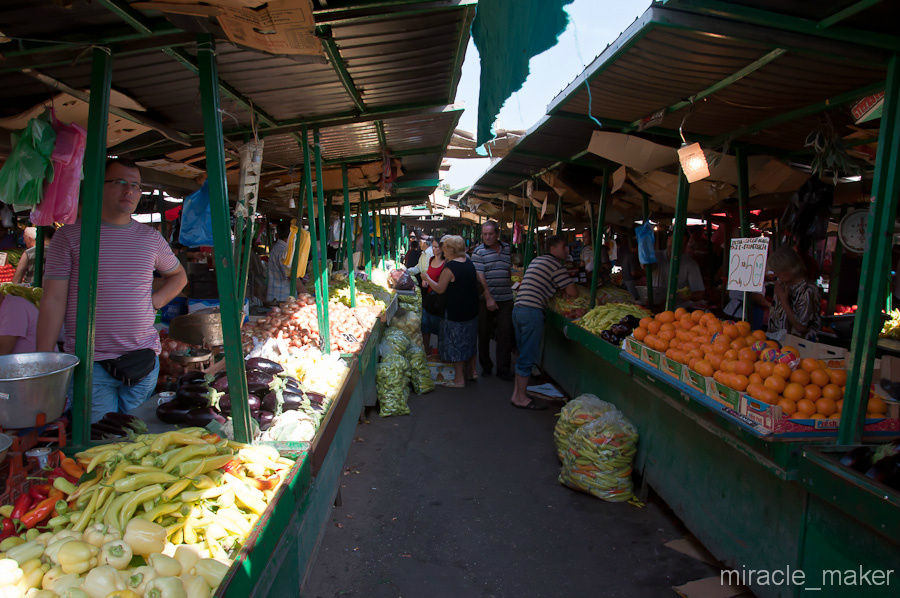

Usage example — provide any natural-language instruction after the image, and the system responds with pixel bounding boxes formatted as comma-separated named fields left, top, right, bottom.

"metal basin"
left=0, top=353, right=79, bottom=429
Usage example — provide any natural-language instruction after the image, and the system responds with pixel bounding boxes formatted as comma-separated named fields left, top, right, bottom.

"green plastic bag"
left=0, top=115, right=56, bottom=207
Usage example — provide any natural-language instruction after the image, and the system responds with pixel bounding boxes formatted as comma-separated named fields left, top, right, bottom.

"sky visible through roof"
left=444, top=0, right=649, bottom=190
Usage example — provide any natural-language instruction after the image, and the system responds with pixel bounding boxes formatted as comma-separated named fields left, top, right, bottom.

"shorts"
left=512, top=305, right=545, bottom=377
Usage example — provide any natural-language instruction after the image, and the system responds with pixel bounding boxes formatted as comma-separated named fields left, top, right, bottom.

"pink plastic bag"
left=32, top=115, right=86, bottom=225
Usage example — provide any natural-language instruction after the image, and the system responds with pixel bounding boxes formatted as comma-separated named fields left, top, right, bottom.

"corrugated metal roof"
left=0, top=0, right=476, bottom=206
left=469, top=3, right=893, bottom=218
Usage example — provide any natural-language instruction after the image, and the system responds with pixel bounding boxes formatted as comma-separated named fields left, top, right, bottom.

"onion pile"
left=242, top=293, right=381, bottom=354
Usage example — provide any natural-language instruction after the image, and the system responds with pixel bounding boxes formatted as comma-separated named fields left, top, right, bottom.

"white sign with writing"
left=728, top=237, right=769, bottom=293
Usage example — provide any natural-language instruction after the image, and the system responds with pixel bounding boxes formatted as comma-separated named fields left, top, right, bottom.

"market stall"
left=468, top=3, right=900, bottom=596
left=0, top=0, right=473, bottom=595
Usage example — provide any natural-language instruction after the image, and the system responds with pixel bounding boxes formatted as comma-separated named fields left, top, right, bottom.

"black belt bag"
left=99, top=349, right=157, bottom=386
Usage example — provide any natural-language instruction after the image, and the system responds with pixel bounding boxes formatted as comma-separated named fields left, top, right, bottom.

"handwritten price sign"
left=728, top=237, right=769, bottom=293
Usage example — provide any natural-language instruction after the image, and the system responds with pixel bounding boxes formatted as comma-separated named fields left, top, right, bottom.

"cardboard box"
left=783, top=334, right=847, bottom=365
left=641, top=345, right=662, bottom=369
left=427, top=361, right=457, bottom=387
left=739, top=394, right=900, bottom=437
left=624, top=336, right=643, bottom=358
left=707, top=379, right=741, bottom=410
left=661, top=356, right=684, bottom=379
left=681, top=367, right=709, bottom=394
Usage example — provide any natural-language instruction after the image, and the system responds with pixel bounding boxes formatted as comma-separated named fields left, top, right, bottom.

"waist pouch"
left=99, top=348, right=157, bottom=386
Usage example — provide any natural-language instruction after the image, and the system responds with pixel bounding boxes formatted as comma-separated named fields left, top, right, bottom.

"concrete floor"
left=303, top=373, right=721, bottom=598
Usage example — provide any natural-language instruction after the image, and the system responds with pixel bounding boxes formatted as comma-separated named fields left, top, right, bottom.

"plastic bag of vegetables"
left=553, top=394, right=616, bottom=461
left=558, top=410, right=638, bottom=502
left=377, top=353, right=411, bottom=417
left=407, top=346, right=435, bottom=395
left=379, top=327, right=410, bottom=358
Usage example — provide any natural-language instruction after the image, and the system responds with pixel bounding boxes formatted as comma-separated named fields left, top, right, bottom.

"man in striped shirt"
left=37, top=159, right=187, bottom=422
left=472, top=221, right=514, bottom=379
left=511, top=235, right=577, bottom=409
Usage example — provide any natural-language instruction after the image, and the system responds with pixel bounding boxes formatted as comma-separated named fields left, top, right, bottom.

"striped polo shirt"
left=471, top=241, right=513, bottom=302
left=515, top=254, right=574, bottom=310
left=45, top=220, right=180, bottom=360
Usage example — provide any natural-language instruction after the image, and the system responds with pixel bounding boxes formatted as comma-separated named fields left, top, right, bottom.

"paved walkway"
left=304, top=373, right=721, bottom=598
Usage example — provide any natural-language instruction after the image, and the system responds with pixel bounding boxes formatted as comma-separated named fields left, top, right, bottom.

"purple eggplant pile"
left=91, top=412, right=148, bottom=440
left=157, top=358, right=328, bottom=432
left=838, top=440, right=900, bottom=491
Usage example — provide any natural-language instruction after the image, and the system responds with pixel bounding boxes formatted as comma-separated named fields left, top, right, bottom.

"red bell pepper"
left=47, top=468, right=78, bottom=485
left=10, top=494, right=32, bottom=521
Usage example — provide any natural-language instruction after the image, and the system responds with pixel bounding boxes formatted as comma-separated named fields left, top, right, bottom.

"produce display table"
left=541, top=315, right=900, bottom=598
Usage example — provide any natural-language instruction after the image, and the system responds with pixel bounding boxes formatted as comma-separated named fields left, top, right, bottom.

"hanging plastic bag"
left=282, top=220, right=311, bottom=278
left=0, top=114, right=56, bottom=208
left=179, top=181, right=214, bottom=247
left=32, top=115, right=86, bottom=225
left=512, top=221, right=524, bottom=245
left=634, top=222, right=657, bottom=265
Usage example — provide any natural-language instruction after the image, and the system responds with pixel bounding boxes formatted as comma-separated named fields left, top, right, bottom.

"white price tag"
left=727, top=237, right=769, bottom=293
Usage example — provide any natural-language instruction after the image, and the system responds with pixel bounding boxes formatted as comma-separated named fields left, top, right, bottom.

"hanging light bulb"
left=678, top=142, right=710, bottom=183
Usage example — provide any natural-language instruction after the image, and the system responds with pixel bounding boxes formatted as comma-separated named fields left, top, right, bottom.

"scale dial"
left=838, top=209, right=869, bottom=254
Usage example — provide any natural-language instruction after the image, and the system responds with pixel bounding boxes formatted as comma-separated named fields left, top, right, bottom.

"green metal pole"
left=840, top=54, right=900, bottom=445
left=313, top=130, right=331, bottom=353
left=826, top=234, right=843, bottom=316
left=342, top=165, right=356, bottom=307
left=524, top=205, right=536, bottom=268
left=590, top=170, right=610, bottom=307
left=555, top=197, right=563, bottom=235
left=736, top=145, right=751, bottom=322
left=302, top=126, right=326, bottom=347
left=198, top=35, right=252, bottom=443
left=362, top=191, right=372, bottom=278
left=396, top=197, right=402, bottom=263
left=236, top=220, right=255, bottom=309
left=33, top=226, right=46, bottom=288
left=666, top=172, right=690, bottom=311
left=641, top=192, right=654, bottom=307
left=72, top=48, right=111, bottom=447
left=323, top=194, right=332, bottom=269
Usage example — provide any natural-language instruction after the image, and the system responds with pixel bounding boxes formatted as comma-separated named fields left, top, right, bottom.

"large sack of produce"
left=559, top=410, right=638, bottom=502
left=389, top=269, right=416, bottom=290
left=393, top=310, right=424, bottom=350
left=553, top=394, right=616, bottom=461
left=377, top=353, right=411, bottom=416
left=408, top=345, right=435, bottom=395
left=379, top=327, right=410, bottom=358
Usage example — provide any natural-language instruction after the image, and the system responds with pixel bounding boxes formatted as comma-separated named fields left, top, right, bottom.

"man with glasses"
left=37, top=158, right=187, bottom=422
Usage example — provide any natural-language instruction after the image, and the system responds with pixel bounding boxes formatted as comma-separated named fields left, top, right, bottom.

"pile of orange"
left=632, top=309, right=890, bottom=421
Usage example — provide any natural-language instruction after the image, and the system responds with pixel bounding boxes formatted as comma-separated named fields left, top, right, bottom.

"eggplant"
left=216, top=393, right=231, bottom=415
left=246, top=370, right=275, bottom=387
left=185, top=407, right=218, bottom=426
left=305, top=391, right=327, bottom=406
left=175, top=385, right=211, bottom=409
left=283, top=376, right=301, bottom=389
left=865, top=454, right=899, bottom=484
left=247, top=394, right=262, bottom=412
left=157, top=401, right=191, bottom=424
left=281, top=390, right=309, bottom=411
left=610, top=324, right=630, bottom=337
left=257, top=410, right=275, bottom=431
left=211, top=373, right=229, bottom=392
left=179, top=371, right=207, bottom=386
left=245, top=358, right=283, bottom=375
left=839, top=446, right=873, bottom=473
left=261, top=392, right=278, bottom=413
left=92, top=421, right=126, bottom=436
left=248, top=382, right=271, bottom=397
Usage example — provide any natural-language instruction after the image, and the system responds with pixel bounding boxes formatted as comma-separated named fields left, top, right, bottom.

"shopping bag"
left=179, top=181, right=214, bottom=247
left=32, top=115, right=86, bottom=225
left=0, top=114, right=56, bottom=208
left=634, top=221, right=657, bottom=265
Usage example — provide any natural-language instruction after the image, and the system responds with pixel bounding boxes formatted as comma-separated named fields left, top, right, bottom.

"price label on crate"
left=341, top=332, right=358, bottom=343
left=727, top=237, right=769, bottom=293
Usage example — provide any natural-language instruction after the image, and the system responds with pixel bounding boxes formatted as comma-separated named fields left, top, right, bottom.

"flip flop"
left=511, top=400, right=547, bottom=410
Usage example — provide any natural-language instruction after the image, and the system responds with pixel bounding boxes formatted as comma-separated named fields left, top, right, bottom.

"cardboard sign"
left=727, top=237, right=769, bottom=293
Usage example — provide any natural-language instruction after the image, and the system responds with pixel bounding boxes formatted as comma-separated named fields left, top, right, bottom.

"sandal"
left=511, top=400, right=547, bottom=410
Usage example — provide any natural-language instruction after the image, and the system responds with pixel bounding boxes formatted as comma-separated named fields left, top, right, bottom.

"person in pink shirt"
left=0, top=293, right=39, bottom=355
left=36, top=159, right=187, bottom=422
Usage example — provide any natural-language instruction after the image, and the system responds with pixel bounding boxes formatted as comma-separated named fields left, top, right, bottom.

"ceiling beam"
left=316, top=25, right=366, bottom=113
left=446, top=3, right=476, bottom=101
left=313, top=0, right=477, bottom=27
left=621, top=47, right=787, bottom=132
left=22, top=68, right=191, bottom=146
left=375, top=120, right=388, bottom=152
left=322, top=145, right=445, bottom=165
left=95, top=0, right=280, bottom=128
left=817, top=0, right=882, bottom=29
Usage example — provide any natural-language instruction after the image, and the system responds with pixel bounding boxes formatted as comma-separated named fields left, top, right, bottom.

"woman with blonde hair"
left=422, top=235, right=479, bottom=387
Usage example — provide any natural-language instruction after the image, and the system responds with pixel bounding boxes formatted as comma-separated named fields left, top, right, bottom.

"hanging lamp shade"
left=677, top=143, right=710, bottom=183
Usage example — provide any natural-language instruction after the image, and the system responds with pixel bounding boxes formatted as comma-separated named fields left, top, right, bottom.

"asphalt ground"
left=303, top=372, right=722, bottom=598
